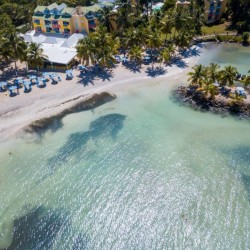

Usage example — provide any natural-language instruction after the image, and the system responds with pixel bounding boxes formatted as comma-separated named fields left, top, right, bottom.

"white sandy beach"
left=0, top=46, right=202, bottom=142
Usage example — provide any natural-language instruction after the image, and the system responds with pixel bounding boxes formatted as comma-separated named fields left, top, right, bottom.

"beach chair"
left=58, top=76, right=62, bottom=81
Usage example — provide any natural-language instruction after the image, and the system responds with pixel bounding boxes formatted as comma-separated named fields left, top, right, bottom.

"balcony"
left=33, top=19, right=41, bottom=25
left=44, top=21, right=51, bottom=26
left=63, top=22, right=70, bottom=27
left=52, top=24, right=60, bottom=29
left=86, top=14, right=94, bottom=20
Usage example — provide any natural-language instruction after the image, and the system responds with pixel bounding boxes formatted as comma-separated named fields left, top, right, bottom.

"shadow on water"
left=23, top=92, right=116, bottom=142
left=220, top=145, right=250, bottom=203
left=72, top=233, right=91, bottom=250
left=2, top=206, right=69, bottom=250
left=38, top=113, right=126, bottom=182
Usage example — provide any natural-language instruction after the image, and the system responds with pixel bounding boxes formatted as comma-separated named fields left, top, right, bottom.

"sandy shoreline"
left=0, top=46, right=202, bottom=142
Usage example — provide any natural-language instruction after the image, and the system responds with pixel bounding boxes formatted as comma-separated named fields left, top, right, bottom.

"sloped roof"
left=58, top=3, right=67, bottom=12
left=61, top=33, right=85, bottom=48
left=62, top=7, right=75, bottom=15
left=23, top=34, right=33, bottom=43
left=43, top=36, right=58, bottom=44
left=34, top=6, right=46, bottom=13
left=82, top=4, right=102, bottom=13
left=47, top=3, right=59, bottom=10
left=43, top=47, right=77, bottom=64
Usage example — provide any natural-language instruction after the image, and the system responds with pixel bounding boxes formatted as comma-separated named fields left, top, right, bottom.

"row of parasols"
left=0, top=73, right=62, bottom=96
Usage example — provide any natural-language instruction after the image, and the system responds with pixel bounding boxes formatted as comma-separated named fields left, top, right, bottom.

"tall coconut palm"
left=4, top=28, right=27, bottom=75
left=76, top=37, right=95, bottom=66
left=123, top=27, right=144, bottom=49
left=158, top=48, right=171, bottom=67
left=203, top=82, right=218, bottom=99
left=219, top=65, right=237, bottom=86
left=26, top=43, right=47, bottom=74
left=188, top=64, right=206, bottom=87
left=242, top=75, right=250, bottom=86
left=164, top=8, right=191, bottom=38
left=146, top=31, right=162, bottom=67
left=128, top=46, right=143, bottom=65
left=206, top=63, right=220, bottom=84
left=175, top=32, right=192, bottom=51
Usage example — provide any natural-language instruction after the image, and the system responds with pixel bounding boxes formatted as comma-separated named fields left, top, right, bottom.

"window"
left=64, top=28, right=70, bottom=33
left=63, top=21, right=69, bottom=26
left=45, top=20, right=51, bottom=25
left=53, top=28, right=60, bottom=33
left=36, top=26, right=42, bottom=32
left=34, top=19, right=40, bottom=24
left=52, top=20, right=58, bottom=25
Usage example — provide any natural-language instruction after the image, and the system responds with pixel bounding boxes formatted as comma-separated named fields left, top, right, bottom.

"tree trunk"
left=14, top=61, right=18, bottom=77
left=26, top=62, right=29, bottom=72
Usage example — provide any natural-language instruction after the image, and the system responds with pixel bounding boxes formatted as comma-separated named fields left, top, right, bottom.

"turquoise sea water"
left=0, top=44, right=250, bottom=249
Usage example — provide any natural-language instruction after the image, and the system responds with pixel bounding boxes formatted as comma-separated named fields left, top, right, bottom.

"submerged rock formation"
left=174, top=86, right=250, bottom=118
left=24, top=92, right=116, bottom=135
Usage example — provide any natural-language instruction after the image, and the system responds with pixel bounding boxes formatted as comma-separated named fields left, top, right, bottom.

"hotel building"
left=32, top=3, right=112, bottom=35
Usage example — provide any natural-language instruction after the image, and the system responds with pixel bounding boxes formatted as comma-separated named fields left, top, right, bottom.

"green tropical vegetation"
left=187, top=63, right=250, bottom=100
left=0, top=0, right=249, bottom=72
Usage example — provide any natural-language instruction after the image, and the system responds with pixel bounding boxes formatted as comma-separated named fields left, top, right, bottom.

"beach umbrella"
left=236, top=87, right=245, bottom=92
left=79, top=65, right=86, bottom=70
left=28, top=75, right=37, bottom=79
left=213, top=81, right=220, bottom=87
left=0, top=82, right=8, bottom=87
left=38, top=77, right=46, bottom=81
left=23, top=80, right=31, bottom=85
left=9, top=85, right=17, bottom=91
left=121, top=57, right=129, bottom=62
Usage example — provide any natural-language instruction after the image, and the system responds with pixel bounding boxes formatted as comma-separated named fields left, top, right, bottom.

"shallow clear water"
left=0, top=44, right=250, bottom=250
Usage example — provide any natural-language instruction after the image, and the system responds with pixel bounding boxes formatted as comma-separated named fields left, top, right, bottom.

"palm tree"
left=128, top=46, right=143, bottom=65
left=158, top=48, right=171, bottom=67
left=3, top=28, right=27, bottom=75
left=175, top=32, right=192, bottom=51
left=203, top=82, right=218, bottom=99
left=146, top=31, right=162, bottom=67
left=26, top=43, right=47, bottom=74
left=219, top=65, right=237, bottom=86
left=242, top=75, right=250, bottom=87
left=76, top=37, right=95, bottom=66
left=188, top=64, right=206, bottom=87
left=206, top=63, right=220, bottom=84
left=123, top=27, right=144, bottom=49
left=163, top=8, right=191, bottom=38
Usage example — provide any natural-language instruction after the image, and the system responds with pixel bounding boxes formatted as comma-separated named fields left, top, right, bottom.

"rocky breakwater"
left=24, top=92, right=116, bottom=136
left=174, top=86, right=250, bottom=118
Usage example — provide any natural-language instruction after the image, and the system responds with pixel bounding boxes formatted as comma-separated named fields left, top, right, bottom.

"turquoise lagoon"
left=0, top=44, right=250, bottom=249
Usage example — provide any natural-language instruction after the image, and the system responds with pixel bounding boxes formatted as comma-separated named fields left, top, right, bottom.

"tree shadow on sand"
left=145, top=66, right=166, bottom=77
left=180, top=47, right=201, bottom=58
left=170, top=58, right=188, bottom=68
left=123, top=62, right=141, bottom=73
left=77, top=68, right=114, bottom=86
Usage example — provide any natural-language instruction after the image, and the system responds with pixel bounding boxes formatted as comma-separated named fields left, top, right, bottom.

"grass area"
left=201, top=21, right=236, bottom=35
